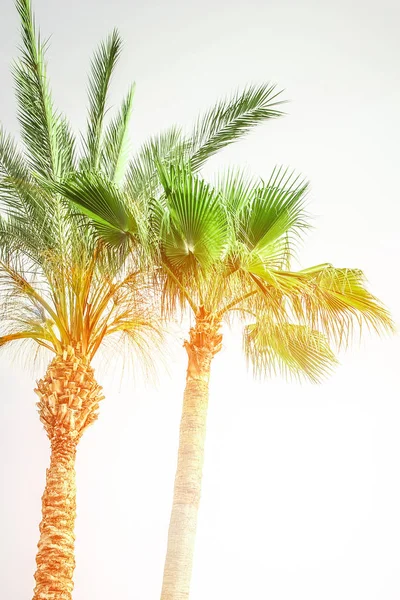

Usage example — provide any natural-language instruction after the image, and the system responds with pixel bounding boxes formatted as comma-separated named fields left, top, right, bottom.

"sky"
left=0, top=0, right=400, bottom=598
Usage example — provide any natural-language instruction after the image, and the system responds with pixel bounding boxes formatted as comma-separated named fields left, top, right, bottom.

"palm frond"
left=124, top=126, right=189, bottom=203
left=234, top=166, right=309, bottom=272
left=244, top=320, right=337, bottom=383
left=0, top=330, right=53, bottom=351
left=14, top=0, right=75, bottom=179
left=157, top=163, right=228, bottom=272
left=56, top=171, right=141, bottom=252
left=0, top=125, right=30, bottom=183
left=189, top=83, right=286, bottom=171
left=293, top=265, right=394, bottom=345
left=0, top=257, right=66, bottom=354
left=247, top=264, right=394, bottom=346
left=83, top=29, right=123, bottom=171
left=215, top=167, right=259, bottom=214
left=0, top=126, right=35, bottom=219
left=101, top=83, right=135, bottom=184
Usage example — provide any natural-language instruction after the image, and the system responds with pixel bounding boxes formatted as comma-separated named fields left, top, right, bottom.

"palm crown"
left=61, top=153, right=393, bottom=383
left=0, top=1, right=158, bottom=366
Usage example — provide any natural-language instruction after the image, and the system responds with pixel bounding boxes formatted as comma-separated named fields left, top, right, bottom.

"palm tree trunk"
left=33, top=435, right=77, bottom=600
left=32, top=347, right=103, bottom=600
left=161, top=309, right=222, bottom=600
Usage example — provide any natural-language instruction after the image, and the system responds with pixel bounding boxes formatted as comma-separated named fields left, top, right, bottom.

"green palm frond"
left=0, top=131, right=53, bottom=256
left=244, top=320, right=337, bottom=383
left=0, top=213, right=48, bottom=265
left=55, top=171, right=140, bottom=251
left=83, top=29, right=123, bottom=171
left=238, top=167, right=309, bottom=254
left=223, top=167, right=309, bottom=275
left=0, top=126, right=36, bottom=219
left=0, top=125, right=30, bottom=183
left=215, top=167, right=259, bottom=214
left=157, top=163, right=228, bottom=272
left=125, top=126, right=189, bottom=204
left=14, top=0, right=75, bottom=179
left=189, top=83, right=286, bottom=171
left=101, top=83, right=136, bottom=184
left=57, top=116, right=76, bottom=175
left=235, top=167, right=309, bottom=268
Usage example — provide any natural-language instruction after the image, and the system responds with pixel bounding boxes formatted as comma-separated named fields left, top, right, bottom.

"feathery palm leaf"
left=83, top=29, right=122, bottom=171
left=189, top=83, right=285, bottom=171
left=14, top=0, right=76, bottom=179
left=245, top=263, right=393, bottom=347
left=101, top=83, right=135, bottom=184
left=123, top=84, right=287, bottom=208
left=124, top=126, right=189, bottom=203
left=244, top=320, right=337, bottom=383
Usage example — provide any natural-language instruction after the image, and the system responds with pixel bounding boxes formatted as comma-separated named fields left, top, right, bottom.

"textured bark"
left=161, top=308, right=222, bottom=600
left=32, top=346, right=104, bottom=600
left=33, top=435, right=77, bottom=600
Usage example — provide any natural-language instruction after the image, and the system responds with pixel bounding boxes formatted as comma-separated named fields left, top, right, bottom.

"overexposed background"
left=1, top=0, right=399, bottom=598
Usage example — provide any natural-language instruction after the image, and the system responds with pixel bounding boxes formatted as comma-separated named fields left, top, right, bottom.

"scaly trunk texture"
left=32, top=346, right=104, bottom=600
left=161, top=307, right=222, bottom=600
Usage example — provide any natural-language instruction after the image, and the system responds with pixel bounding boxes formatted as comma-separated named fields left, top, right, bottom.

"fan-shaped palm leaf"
left=157, top=163, right=228, bottom=271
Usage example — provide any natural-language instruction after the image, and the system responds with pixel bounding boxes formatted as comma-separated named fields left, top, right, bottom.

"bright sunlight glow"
left=1, top=0, right=399, bottom=599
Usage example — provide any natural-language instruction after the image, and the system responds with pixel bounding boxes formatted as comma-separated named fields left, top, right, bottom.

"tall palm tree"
left=59, top=152, right=394, bottom=600
left=152, top=164, right=395, bottom=600
left=0, top=2, right=159, bottom=599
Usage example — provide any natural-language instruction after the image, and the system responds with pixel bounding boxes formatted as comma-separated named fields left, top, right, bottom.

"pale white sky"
left=0, top=0, right=399, bottom=599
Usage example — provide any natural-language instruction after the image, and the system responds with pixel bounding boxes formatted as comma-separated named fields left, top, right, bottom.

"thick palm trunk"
left=161, top=309, right=222, bottom=600
left=32, top=346, right=103, bottom=600
left=33, top=434, right=77, bottom=600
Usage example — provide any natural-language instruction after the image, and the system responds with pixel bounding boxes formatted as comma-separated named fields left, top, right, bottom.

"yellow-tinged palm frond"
left=0, top=244, right=162, bottom=375
left=244, top=320, right=338, bottom=383
left=245, top=264, right=394, bottom=346
left=294, top=265, right=394, bottom=344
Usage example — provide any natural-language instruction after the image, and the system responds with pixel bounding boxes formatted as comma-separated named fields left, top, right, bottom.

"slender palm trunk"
left=161, top=309, right=222, bottom=600
left=32, top=346, right=103, bottom=600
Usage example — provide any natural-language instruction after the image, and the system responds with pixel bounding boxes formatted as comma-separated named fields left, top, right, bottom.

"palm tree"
left=0, top=2, right=159, bottom=599
left=154, top=164, right=394, bottom=600
left=59, top=155, right=394, bottom=600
